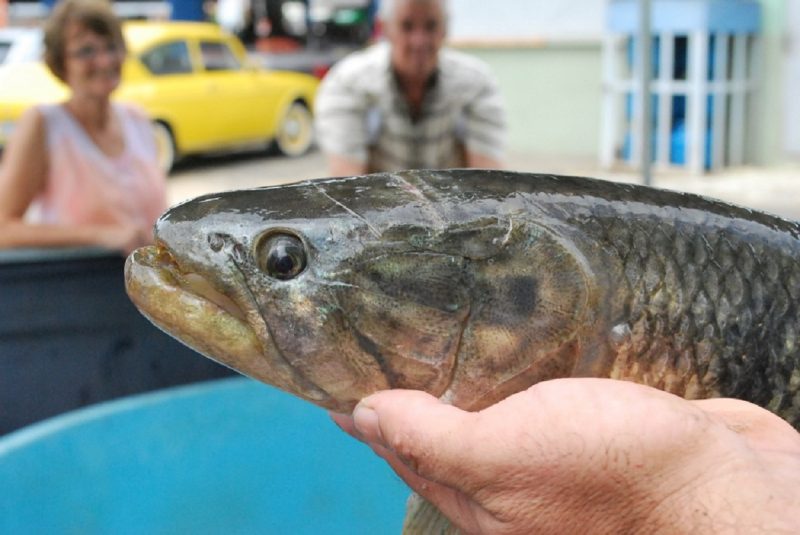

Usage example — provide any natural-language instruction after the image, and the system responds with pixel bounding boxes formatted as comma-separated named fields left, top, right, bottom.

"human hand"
left=331, top=378, right=800, bottom=534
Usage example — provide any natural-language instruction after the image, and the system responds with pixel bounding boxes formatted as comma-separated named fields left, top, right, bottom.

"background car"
left=0, top=27, right=43, bottom=65
left=0, top=21, right=319, bottom=172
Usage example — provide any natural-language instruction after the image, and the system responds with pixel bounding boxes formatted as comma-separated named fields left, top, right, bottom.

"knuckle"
left=391, top=431, right=428, bottom=474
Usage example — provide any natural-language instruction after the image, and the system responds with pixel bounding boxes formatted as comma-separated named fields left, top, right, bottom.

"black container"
left=0, top=247, right=235, bottom=435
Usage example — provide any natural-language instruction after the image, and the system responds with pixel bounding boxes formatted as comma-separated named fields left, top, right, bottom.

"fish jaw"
left=124, top=245, right=265, bottom=375
left=124, top=244, right=341, bottom=411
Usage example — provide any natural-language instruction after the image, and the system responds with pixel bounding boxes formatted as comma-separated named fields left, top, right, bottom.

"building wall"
left=453, top=0, right=794, bottom=168
left=785, top=0, right=800, bottom=158
left=460, top=43, right=603, bottom=161
left=449, top=0, right=605, bottom=42
left=449, top=0, right=606, bottom=162
left=748, top=0, right=785, bottom=165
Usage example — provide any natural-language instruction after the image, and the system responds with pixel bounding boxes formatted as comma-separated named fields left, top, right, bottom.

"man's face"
left=386, top=0, right=446, bottom=83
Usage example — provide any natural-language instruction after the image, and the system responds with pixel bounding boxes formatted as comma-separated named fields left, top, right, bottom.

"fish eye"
left=258, top=233, right=307, bottom=280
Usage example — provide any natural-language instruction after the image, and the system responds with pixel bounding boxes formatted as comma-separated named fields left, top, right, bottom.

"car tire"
left=152, top=121, right=176, bottom=174
left=274, top=101, right=313, bottom=157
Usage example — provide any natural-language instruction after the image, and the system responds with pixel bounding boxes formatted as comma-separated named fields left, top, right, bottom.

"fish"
left=125, top=169, right=800, bottom=533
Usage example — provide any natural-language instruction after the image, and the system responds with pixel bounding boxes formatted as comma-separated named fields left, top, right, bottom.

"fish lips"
left=124, top=244, right=338, bottom=411
left=124, top=244, right=264, bottom=369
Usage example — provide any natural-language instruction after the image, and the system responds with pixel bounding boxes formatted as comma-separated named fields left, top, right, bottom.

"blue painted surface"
left=609, top=0, right=761, bottom=34
left=169, top=0, right=206, bottom=21
left=0, top=377, right=409, bottom=534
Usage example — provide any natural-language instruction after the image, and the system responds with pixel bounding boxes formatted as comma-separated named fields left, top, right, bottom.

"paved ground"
left=167, top=148, right=800, bottom=220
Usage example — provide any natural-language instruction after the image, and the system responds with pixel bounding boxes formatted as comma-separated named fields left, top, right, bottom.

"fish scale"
left=582, top=206, right=800, bottom=422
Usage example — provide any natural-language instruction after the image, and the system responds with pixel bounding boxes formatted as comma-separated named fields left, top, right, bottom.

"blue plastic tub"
left=0, top=377, right=409, bottom=534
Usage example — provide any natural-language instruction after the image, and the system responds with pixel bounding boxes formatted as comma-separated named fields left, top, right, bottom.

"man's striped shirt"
left=315, top=42, right=507, bottom=172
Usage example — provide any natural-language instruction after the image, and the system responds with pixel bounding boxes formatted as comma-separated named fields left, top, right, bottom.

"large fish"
left=125, top=169, right=800, bottom=532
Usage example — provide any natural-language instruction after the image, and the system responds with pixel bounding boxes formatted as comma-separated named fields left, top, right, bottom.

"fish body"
left=125, top=170, right=800, bottom=426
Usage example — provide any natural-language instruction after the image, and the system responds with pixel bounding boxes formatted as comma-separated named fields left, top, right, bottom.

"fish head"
left=126, top=176, right=463, bottom=412
left=126, top=171, right=601, bottom=413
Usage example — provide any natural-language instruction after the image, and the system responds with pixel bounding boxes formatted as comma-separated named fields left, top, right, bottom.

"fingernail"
left=353, top=403, right=384, bottom=445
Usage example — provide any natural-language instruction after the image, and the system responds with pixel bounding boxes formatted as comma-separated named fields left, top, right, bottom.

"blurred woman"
left=0, top=0, right=166, bottom=254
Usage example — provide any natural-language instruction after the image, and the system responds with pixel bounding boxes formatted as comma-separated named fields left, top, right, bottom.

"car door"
left=197, top=39, right=267, bottom=145
left=129, top=39, right=221, bottom=152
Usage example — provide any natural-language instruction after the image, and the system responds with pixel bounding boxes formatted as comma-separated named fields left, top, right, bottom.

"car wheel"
left=152, top=121, right=176, bottom=174
left=274, top=101, right=313, bottom=157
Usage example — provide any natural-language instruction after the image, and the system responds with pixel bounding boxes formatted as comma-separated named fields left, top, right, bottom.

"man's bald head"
left=378, top=0, right=450, bottom=27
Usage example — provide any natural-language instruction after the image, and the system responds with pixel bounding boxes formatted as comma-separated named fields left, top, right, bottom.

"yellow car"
left=0, top=21, right=319, bottom=171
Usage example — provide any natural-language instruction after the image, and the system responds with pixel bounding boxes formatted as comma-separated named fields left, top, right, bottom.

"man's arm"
left=465, top=151, right=503, bottom=169
left=314, top=61, right=371, bottom=176
left=326, top=154, right=368, bottom=177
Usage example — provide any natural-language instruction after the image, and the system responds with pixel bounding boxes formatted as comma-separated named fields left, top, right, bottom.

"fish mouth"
left=124, top=244, right=266, bottom=372
left=124, top=244, right=338, bottom=410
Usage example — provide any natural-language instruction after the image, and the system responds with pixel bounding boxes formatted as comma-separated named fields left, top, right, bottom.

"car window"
left=199, top=41, right=240, bottom=72
left=141, top=41, right=193, bottom=75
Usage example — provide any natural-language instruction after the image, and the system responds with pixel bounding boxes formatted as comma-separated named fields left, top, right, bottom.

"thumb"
left=350, top=390, right=486, bottom=525
left=352, top=390, right=473, bottom=482
left=353, top=390, right=466, bottom=460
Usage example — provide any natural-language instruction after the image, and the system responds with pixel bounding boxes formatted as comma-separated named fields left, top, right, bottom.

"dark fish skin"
left=125, top=170, right=800, bottom=428
left=559, top=179, right=800, bottom=424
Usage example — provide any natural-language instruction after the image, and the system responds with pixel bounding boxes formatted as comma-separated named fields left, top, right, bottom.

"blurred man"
left=315, top=0, right=506, bottom=175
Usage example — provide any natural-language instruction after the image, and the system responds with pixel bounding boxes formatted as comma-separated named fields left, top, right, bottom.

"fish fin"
left=402, top=493, right=460, bottom=535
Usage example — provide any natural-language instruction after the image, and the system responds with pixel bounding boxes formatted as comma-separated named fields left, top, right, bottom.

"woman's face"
left=62, top=22, right=124, bottom=99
